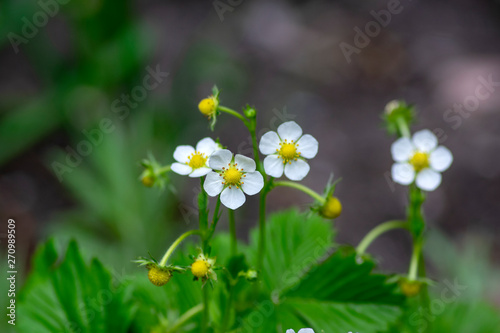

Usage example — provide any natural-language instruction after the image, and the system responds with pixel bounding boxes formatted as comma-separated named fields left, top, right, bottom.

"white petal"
left=297, top=134, right=318, bottom=159
left=412, top=129, right=438, bottom=153
left=220, top=187, right=246, bottom=210
left=234, top=154, right=256, bottom=173
left=416, top=168, right=442, bottom=191
left=259, top=131, right=281, bottom=155
left=391, top=162, right=415, bottom=185
left=277, top=121, right=302, bottom=141
left=263, top=155, right=284, bottom=178
left=171, top=162, right=192, bottom=175
left=241, top=171, right=264, bottom=195
left=189, top=167, right=211, bottom=178
left=286, top=330, right=296, bottom=333
left=430, top=146, right=453, bottom=172
left=203, top=172, right=224, bottom=196
left=208, top=149, right=233, bottom=170
left=391, top=137, right=414, bottom=162
left=298, top=330, right=315, bottom=333
left=284, top=159, right=310, bottom=181
left=173, top=145, right=195, bottom=163
left=196, top=137, right=217, bottom=156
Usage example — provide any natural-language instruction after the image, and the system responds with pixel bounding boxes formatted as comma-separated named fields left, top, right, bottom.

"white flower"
left=391, top=129, right=453, bottom=191
left=259, top=121, right=318, bottom=181
left=286, top=329, right=314, bottom=333
left=171, top=138, right=219, bottom=178
left=204, top=149, right=264, bottom=210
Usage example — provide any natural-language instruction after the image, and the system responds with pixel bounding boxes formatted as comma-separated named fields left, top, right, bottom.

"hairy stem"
left=356, top=220, right=408, bottom=255
left=229, top=209, right=237, bottom=256
left=159, top=229, right=203, bottom=267
left=273, top=181, right=325, bottom=203
left=218, top=105, right=248, bottom=124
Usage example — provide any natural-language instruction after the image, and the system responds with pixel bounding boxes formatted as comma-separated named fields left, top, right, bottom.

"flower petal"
left=259, top=131, right=281, bottom=155
left=208, top=149, right=233, bottom=170
left=286, top=330, right=296, bottom=333
left=416, top=168, right=442, bottom=191
left=196, top=137, right=218, bottom=156
left=412, top=129, right=438, bottom=153
left=429, top=146, right=453, bottom=172
left=298, top=330, right=315, bottom=333
left=263, top=155, right=284, bottom=178
left=297, top=134, right=318, bottom=159
left=234, top=154, right=256, bottom=173
left=241, top=171, right=264, bottom=195
left=203, top=171, right=224, bottom=196
left=391, top=137, right=414, bottom=162
left=171, top=162, right=192, bottom=175
left=173, top=145, right=195, bottom=163
left=284, top=159, right=310, bottom=181
left=391, top=162, right=415, bottom=185
left=189, top=167, right=211, bottom=178
left=220, top=187, right=246, bottom=210
left=277, top=121, right=303, bottom=141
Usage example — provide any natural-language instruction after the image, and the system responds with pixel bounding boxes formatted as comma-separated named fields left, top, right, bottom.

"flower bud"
left=245, top=269, right=258, bottom=282
left=244, top=107, right=257, bottom=118
left=148, top=265, right=172, bottom=287
left=320, top=196, right=342, bottom=219
left=400, top=279, right=422, bottom=297
left=384, top=100, right=401, bottom=115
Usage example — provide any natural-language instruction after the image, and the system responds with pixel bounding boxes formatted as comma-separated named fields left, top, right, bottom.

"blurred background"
left=1, top=0, right=500, bottom=326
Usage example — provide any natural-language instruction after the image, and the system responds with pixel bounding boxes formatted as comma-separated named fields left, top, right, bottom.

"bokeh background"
left=1, top=0, right=500, bottom=328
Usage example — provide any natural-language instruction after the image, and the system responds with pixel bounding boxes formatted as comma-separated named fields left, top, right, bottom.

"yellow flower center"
left=409, top=151, right=429, bottom=172
left=187, top=152, right=207, bottom=169
left=191, top=260, right=209, bottom=278
left=198, top=98, right=216, bottom=116
left=223, top=167, right=242, bottom=186
left=277, top=140, right=301, bottom=164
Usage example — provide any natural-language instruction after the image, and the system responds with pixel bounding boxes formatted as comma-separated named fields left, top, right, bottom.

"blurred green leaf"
left=17, top=239, right=136, bottom=333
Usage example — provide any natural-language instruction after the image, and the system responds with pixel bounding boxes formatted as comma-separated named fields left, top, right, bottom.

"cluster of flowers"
left=169, top=120, right=319, bottom=210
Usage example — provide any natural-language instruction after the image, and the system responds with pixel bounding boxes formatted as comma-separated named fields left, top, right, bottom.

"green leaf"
left=244, top=209, right=404, bottom=332
left=17, top=239, right=135, bottom=333
left=249, top=209, right=335, bottom=294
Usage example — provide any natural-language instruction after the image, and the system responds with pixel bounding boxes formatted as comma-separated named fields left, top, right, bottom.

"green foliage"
left=17, top=239, right=135, bottom=333
left=241, top=209, right=405, bottom=332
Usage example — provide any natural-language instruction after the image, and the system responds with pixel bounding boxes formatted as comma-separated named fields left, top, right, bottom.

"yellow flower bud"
left=198, top=97, right=216, bottom=117
left=400, top=279, right=422, bottom=297
left=320, top=196, right=342, bottom=219
left=191, top=259, right=210, bottom=278
left=148, top=266, right=172, bottom=286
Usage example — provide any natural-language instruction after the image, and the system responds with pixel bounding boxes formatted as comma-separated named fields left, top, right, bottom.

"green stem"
left=159, top=230, right=203, bottom=267
left=229, top=209, right=237, bottom=256
left=157, top=165, right=171, bottom=175
left=218, top=105, right=248, bottom=124
left=257, top=183, right=270, bottom=271
left=206, top=196, right=222, bottom=247
left=167, top=304, right=203, bottom=333
left=202, top=287, right=209, bottom=333
left=220, top=285, right=236, bottom=333
left=248, top=120, right=261, bottom=169
left=408, top=237, right=423, bottom=281
left=396, top=116, right=411, bottom=138
left=356, top=220, right=408, bottom=255
left=273, top=181, right=325, bottom=203
left=199, top=177, right=209, bottom=249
